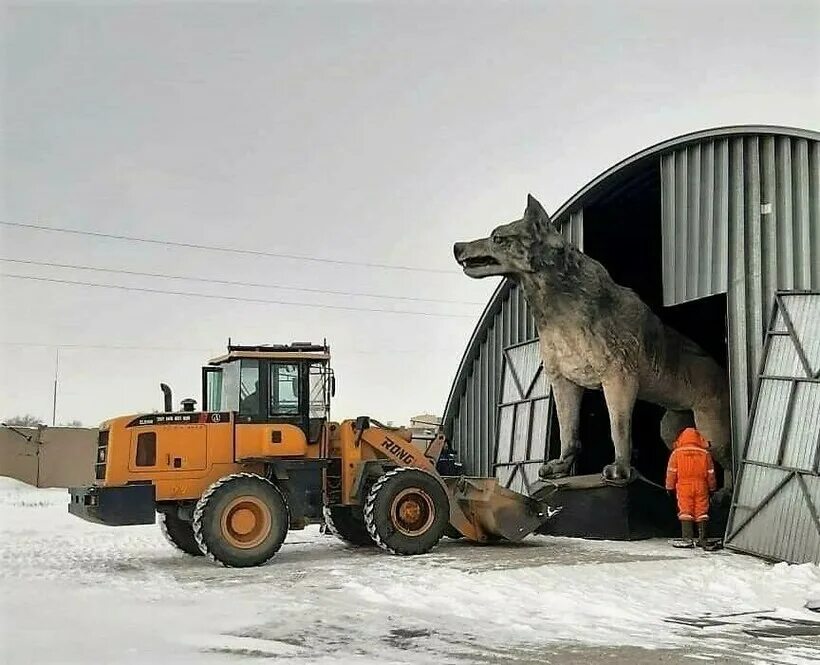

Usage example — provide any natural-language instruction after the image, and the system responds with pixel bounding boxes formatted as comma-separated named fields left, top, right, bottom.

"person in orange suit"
left=665, top=427, right=718, bottom=547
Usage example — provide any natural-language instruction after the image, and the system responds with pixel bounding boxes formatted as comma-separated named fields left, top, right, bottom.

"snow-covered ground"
left=1, top=478, right=818, bottom=665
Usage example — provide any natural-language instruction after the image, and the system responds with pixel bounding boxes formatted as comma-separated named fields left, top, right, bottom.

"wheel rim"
left=220, top=496, right=272, bottom=549
left=390, top=487, right=435, bottom=536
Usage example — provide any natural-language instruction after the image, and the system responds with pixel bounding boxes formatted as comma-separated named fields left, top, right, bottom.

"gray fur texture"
left=454, top=195, right=731, bottom=484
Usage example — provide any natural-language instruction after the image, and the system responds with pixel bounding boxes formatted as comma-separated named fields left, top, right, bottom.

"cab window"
left=239, top=360, right=261, bottom=416
left=270, top=363, right=300, bottom=415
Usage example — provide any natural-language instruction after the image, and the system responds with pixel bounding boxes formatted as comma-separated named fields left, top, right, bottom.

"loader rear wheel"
left=159, top=511, right=203, bottom=556
left=323, top=506, right=374, bottom=547
left=192, top=473, right=288, bottom=567
left=364, top=468, right=449, bottom=555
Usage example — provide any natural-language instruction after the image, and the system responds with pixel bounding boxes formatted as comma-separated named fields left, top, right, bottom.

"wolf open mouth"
left=460, top=256, right=500, bottom=269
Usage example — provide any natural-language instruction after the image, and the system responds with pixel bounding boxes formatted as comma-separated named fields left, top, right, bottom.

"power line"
left=0, top=340, right=465, bottom=355
left=0, top=220, right=460, bottom=274
left=0, top=341, right=213, bottom=353
left=0, top=257, right=484, bottom=306
left=0, top=272, right=479, bottom=318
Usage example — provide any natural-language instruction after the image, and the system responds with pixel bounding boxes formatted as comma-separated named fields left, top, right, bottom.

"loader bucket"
left=442, top=476, right=557, bottom=543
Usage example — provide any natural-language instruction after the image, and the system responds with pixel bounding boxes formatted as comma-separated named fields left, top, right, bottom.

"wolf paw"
left=539, top=456, right=575, bottom=479
left=602, top=462, right=632, bottom=485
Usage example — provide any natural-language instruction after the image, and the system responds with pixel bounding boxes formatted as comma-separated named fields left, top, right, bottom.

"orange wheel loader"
left=68, top=342, right=555, bottom=567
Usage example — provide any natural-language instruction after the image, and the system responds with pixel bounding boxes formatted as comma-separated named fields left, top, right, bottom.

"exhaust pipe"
left=160, top=383, right=173, bottom=412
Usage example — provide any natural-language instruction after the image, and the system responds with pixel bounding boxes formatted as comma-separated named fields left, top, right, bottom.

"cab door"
left=234, top=359, right=308, bottom=460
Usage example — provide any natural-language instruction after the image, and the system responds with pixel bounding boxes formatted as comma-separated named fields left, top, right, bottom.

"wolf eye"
left=492, top=235, right=505, bottom=245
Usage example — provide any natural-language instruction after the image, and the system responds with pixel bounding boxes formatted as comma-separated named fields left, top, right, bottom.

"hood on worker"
left=674, top=427, right=710, bottom=449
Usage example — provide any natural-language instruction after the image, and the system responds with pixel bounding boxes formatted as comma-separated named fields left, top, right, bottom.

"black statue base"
left=531, top=474, right=730, bottom=541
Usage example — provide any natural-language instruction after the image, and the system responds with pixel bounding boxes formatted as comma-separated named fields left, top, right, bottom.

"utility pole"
left=52, top=347, right=60, bottom=426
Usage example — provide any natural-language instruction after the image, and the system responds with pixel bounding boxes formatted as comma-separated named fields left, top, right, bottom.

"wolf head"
left=453, top=195, right=568, bottom=280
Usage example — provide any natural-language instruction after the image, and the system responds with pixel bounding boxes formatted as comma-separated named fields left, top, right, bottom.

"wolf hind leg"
left=539, top=377, right=584, bottom=479
left=601, top=376, right=639, bottom=484
left=660, top=410, right=695, bottom=450
left=693, top=401, right=733, bottom=488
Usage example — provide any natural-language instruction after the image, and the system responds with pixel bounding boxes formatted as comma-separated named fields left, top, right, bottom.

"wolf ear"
left=524, top=194, right=557, bottom=234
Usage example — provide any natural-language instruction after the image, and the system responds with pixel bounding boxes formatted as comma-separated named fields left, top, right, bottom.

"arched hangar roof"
left=442, top=124, right=820, bottom=440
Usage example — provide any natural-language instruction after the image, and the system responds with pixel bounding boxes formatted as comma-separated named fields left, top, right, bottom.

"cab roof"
left=209, top=342, right=330, bottom=365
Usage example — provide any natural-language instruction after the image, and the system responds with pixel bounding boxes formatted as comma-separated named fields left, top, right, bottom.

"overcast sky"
left=1, top=0, right=818, bottom=427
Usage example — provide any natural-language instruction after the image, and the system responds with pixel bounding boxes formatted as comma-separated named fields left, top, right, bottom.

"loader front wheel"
left=159, top=510, right=203, bottom=556
left=324, top=506, right=374, bottom=547
left=192, top=473, right=288, bottom=567
left=364, top=468, right=449, bottom=555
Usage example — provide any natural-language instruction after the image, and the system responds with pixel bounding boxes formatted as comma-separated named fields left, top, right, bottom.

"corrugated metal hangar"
left=442, top=125, right=820, bottom=564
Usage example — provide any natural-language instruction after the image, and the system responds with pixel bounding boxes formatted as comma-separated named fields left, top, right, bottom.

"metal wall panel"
left=725, top=292, right=820, bottom=564
left=445, top=210, right=582, bottom=475
left=732, top=136, right=820, bottom=456
left=661, top=135, right=820, bottom=306
left=661, top=139, right=731, bottom=304
left=662, top=135, right=820, bottom=460
left=495, top=339, right=552, bottom=494
left=782, top=382, right=820, bottom=471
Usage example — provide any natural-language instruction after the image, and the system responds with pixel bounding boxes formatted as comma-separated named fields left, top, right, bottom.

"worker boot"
left=697, top=522, right=708, bottom=548
left=679, top=520, right=694, bottom=548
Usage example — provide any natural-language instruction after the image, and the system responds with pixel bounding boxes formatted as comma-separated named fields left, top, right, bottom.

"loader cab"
left=202, top=343, right=334, bottom=445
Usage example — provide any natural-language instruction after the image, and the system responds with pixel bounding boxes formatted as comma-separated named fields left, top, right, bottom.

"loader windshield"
left=214, top=359, right=261, bottom=416
left=204, top=368, right=223, bottom=411
left=220, top=360, right=240, bottom=412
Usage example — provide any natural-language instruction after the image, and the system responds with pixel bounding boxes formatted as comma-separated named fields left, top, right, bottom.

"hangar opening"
left=568, top=161, right=730, bottom=486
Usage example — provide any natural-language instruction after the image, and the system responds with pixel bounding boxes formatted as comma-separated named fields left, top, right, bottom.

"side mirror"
left=329, top=374, right=336, bottom=398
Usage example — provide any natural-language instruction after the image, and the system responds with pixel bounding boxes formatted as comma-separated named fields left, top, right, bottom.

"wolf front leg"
left=539, top=377, right=584, bottom=479
left=602, top=377, right=638, bottom=484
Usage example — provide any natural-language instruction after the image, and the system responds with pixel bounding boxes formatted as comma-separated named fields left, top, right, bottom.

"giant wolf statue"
left=454, top=195, right=731, bottom=485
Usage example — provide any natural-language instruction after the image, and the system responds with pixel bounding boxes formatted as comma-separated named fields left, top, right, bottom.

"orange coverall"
left=665, top=428, right=717, bottom=522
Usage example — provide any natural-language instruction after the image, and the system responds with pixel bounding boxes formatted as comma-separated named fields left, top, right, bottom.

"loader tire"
left=364, top=467, right=449, bottom=555
left=159, top=511, right=203, bottom=556
left=192, top=473, right=288, bottom=568
left=323, top=506, right=374, bottom=547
